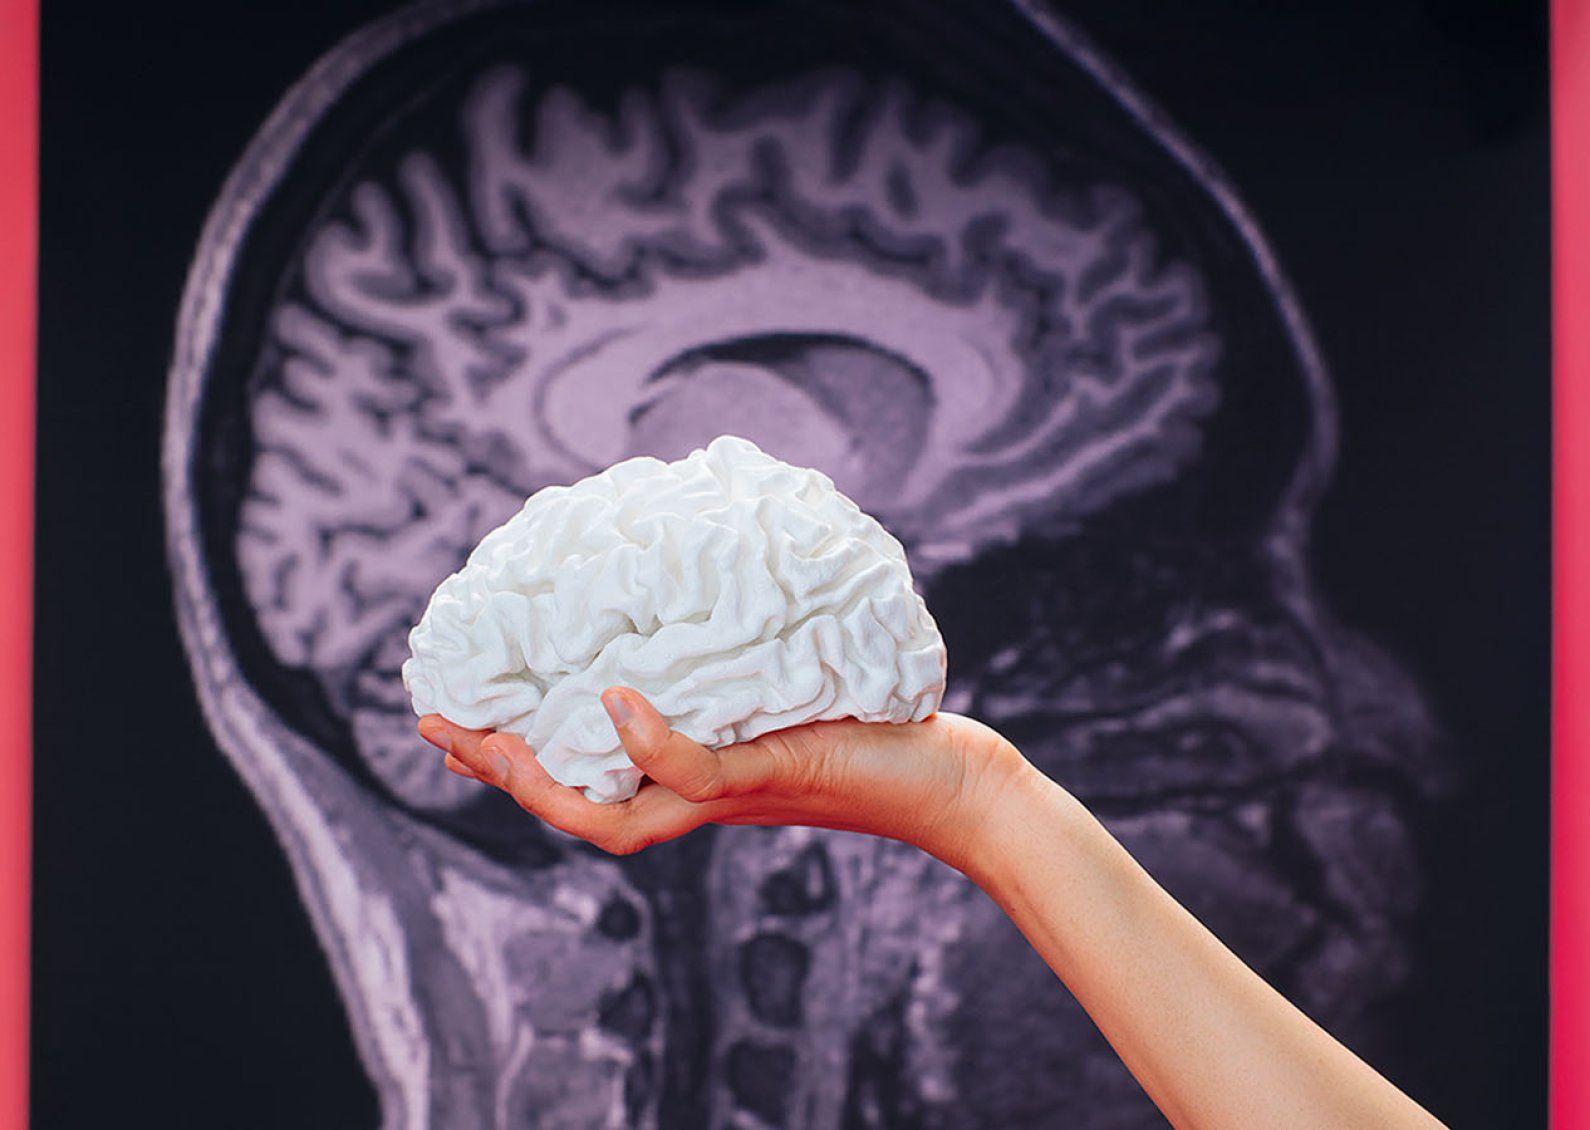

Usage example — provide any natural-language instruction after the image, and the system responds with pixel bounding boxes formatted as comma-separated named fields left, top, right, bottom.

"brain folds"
left=402, top=435, right=947, bottom=802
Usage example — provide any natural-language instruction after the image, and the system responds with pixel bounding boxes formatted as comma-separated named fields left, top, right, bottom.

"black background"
left=31, top=0, right=1548, bottom=1126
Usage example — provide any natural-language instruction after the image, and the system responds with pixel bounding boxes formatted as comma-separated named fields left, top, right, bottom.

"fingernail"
left=421, top=723, right=452, bottom=754
left=602, top=692, right=633, bottom=728
left=486, top=748, right=511, bottom=785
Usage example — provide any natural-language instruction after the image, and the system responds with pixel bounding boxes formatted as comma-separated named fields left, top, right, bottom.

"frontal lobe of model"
left=233, top=64, right=1217, bottom=814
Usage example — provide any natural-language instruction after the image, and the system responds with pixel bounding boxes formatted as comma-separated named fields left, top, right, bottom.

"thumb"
left=601, top=687, right=731, bottom=802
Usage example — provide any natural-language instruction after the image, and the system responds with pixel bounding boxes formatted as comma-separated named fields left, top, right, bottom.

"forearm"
left=433, top=701, right=1444, bottom=1126
left=951, top=762, right=1446, bottom=1130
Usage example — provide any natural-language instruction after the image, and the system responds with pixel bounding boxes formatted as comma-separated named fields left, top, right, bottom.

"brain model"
left=402, top=435, right=947, bottom=802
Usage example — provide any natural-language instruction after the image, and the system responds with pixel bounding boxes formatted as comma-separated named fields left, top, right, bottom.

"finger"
left=614, top=780, right=728, bottom=846
left=425, top=708, right=746, bottom=852
left=418, top=714, right=496, bottom=777
left=601, top=687, right=779, bottom=802
left=443, top=753, right=480, bottom=780
left=488, top=730, right=729, bottom=851
left=479, top=730, right=656, bottom=848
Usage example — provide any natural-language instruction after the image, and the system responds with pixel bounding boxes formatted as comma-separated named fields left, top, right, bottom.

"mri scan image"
left=162, top=0, right=1444, bottom=1125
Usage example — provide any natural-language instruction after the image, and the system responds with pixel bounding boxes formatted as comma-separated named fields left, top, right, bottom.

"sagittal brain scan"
left=163, top=1, right=1444, bottom=1125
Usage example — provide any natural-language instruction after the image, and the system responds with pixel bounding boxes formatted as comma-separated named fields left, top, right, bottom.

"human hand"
left=416, top=687, right=1032, bottom=873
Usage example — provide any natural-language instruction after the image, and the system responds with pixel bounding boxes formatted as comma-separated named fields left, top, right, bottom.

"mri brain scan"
left=163, top=1, right=1444, bottom=1125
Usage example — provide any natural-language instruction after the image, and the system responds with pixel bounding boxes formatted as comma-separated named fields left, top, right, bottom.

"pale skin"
left=418, top=689, right=1448, bottom=1130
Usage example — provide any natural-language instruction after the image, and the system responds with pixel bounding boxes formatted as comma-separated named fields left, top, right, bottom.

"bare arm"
left=959, top=763, right=1444, bottom=1129
left=419, top=689, right=1445, bottom=1130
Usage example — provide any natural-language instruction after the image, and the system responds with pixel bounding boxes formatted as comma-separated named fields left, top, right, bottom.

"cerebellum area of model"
left=402, top=435, right=948, bottom=803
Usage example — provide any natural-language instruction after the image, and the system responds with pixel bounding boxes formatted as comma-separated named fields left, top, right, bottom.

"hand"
left=416, top=687, right=1032, bottom=872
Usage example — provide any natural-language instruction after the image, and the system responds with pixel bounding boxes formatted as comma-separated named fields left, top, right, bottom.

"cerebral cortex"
left=236, top=65, right=1219, bottom=808
left=402, top=435, right=947, bottom=803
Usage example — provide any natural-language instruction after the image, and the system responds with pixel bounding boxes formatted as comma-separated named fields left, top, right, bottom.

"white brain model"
left=402, top=435, right=947, bottom=802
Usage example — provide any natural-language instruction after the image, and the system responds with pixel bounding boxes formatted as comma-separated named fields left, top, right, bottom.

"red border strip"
left=1555, top=0, right=1589, bottom=1125
left=0, top=0, right=35, bottom=1127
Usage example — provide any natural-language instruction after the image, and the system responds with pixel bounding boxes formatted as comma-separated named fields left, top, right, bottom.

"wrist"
left=922, top=734, right=1065, bottom=886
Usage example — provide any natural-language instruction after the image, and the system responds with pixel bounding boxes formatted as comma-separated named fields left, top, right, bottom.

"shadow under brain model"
left=163, top=1, right=1448, bottom=1126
